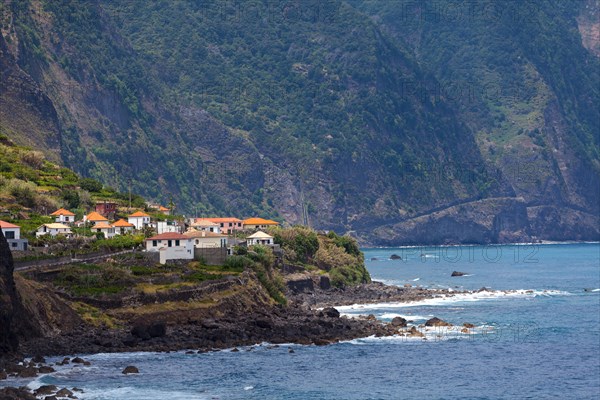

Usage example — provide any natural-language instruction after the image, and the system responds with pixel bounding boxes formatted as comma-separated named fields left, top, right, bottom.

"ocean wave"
left=336, top=289, right=571, bottom=313
left=76, top=387, right=210, bottom=400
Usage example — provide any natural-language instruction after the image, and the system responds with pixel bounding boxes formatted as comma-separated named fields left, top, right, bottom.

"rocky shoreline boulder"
left=424, top=317, right=452, bottom=327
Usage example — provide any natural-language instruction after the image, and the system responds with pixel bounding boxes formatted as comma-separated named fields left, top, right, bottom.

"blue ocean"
left=4, top=243, right=600, bottom=399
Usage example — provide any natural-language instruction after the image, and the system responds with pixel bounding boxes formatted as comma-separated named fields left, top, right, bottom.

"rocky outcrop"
left=0, top=229, right=24, bottom=355
left=451, top=271, right=467, bottom=277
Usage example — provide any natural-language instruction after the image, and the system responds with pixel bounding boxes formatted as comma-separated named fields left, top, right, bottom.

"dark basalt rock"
left=319, top=276, right=331, bottom=290
left=451, top=271, right=468, bottom=277
left=390, top=254, right=402, bottom=260
left=391, top=317, right=407, bottom=327
left=34, top=385, right=57, bottom=396
left=287, top=277, right=315, bottom=294
left=424, top=317, right=452, bottom=327
left=122, top=366, right=139, bottom=374
left=55, top=388, right=73, bottom=397
left=322, top=307, right=340, bottom=318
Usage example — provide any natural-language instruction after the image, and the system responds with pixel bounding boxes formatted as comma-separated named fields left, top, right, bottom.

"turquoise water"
left=4, top=243, right=600, bottom=399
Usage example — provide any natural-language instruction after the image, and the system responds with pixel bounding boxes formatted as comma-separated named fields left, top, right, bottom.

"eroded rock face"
left=0, top=228, right=19, bottom=355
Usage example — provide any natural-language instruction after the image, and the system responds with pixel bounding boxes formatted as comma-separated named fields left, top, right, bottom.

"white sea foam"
left=244, top=386, right=254, bottom=390
left=76, top=387, right=210, bottom=400
left=379, top=313, right=429, bottom=320
left=336, top=289, right=571, bottom=313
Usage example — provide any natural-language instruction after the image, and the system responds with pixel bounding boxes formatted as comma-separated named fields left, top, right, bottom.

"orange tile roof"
left=129, top=211, right=150, bottom=217
left=86, top=211, right=108, bottom=222
left=206, top=217, right=242, bottom=223
left=93, top=222, right=113, bottom=229
left=243, top=217, right=279, bottom=225
left=146, top=232, right=188, bottom=241
left=50, top=208, right=75, bottom=216
left=112, top=219, right=135, bottom=228
left=159, top=206, right=170, bottom=211
left=0, top=220, right=20, bottom=229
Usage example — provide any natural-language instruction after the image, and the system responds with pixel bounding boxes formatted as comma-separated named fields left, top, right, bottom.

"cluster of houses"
left=0, top=201, right=281, bottom=264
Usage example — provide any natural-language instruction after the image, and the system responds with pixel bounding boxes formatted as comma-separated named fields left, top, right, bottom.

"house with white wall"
left=128, top=211, right=151, bottom=230
left=50, top=208, right=76, bottom=224
left=112, top=219, right=135, bottom=235
left=0, top=220, right=28, bottom=251
left=36, top=223, right=73, bottom=238
left=92, top=222, right=117, bottom=239
left=246, top=231, right=274, bottom=246
left=145, top=232, right=193, bottom=264
left=190, top=219, right=221, bottom=233
left=183, top=229, right=228, bottom=248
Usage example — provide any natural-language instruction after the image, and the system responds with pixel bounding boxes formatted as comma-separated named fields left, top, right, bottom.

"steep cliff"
left=0, top=229, right=24, bottom=355
left=0, top=0, right=598, bottom=244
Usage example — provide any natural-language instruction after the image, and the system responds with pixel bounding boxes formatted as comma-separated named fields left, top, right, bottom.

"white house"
left=246, top=231, right=274, bottom=246
left=154, top=220, right=182, bottom=234
left=145, top=232, right=193, bottom=264
left=92, top=222, right=117, bottom=239
left=128, top=211, right=151, bottom=230
left=112, top=219, right=135, bottom=235
left=190, top=218, right=221, bottom=233
left=0, top=220, right=28, bottom=251
left=36, top=223, right=73, bottom=238
left=50, top=208, right=76, bottom=224
left=183, top=229, right=228, bottom=248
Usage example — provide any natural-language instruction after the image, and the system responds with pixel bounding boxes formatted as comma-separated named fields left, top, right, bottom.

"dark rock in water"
left=34, top=385, right=57, bottom=396
left=0, top=387, right=36, bottom=400
left=322, top=307, right=340, bottom=318
left=288, top=348, right=295, bottom=353
left=477, top=287, right=489, bottom=292
left=319, top=276, right=331, bottom=290
left=185, top=350, right=195, bottom=354
left=451, top=271, right=467, bottom=277
left=31, top=355, right=46, bottom=364
left=408, top=326, right=424, bottom=337
left=370, top=257, right=378, bottom=261
left=122, top=366, right=139, bottom=374
left=38, top=366, right=55, bottom=374
left=390, top=254, right=402, bottom=260
left=463, top=323, right=475, bottom=328
left=425, top=317, right=452, bottom=327
left=44, top=396, right=58, bottom=400
left=72, top=387, right=84, bottom=393
left=61, top=357, right=70, bottom=364
left=391, top=316, right=407, bottom=327
left=55, top=388, right=73, bottom=397
left=71, top=357, right=85, bottom=364
left=18, top=367, right=38, bottom=378
left=0, top=371, right=7, bottom=380
left=231, top=348, right=240, bottom=352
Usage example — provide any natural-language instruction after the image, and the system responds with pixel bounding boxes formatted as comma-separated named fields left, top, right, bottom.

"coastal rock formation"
left=425, top=317, right=452, bottom=327
left=0, top=229, right=24, bottom=355
left=122, top=366, right=139, bottom=374
left=451, top=271, right=468, bottom=277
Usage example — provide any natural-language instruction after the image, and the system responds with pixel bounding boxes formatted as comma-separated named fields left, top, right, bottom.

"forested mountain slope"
left=1, top=0, right=598, bottom=244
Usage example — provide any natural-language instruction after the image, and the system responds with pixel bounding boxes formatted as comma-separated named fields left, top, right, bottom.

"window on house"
left=11, top=242, right=17, bottom=248
left=152, top=240, right=157, bottom=247
left=5, top=231, right=15, bottom=239
left=168, top=240, right=172, bottom=247
left=175, top=240, right=180, bottom=246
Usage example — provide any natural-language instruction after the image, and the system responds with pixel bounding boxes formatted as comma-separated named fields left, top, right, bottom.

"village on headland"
left=1, top=201, right=281, bottom=265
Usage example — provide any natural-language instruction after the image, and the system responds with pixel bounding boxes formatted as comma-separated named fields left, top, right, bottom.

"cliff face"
left=0, top=229, right=22, bottom=355
left=0, top=0, right=598, bottom=245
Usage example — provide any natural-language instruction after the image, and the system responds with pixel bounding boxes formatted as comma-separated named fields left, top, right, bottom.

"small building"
left=246, top=231, right=274, bottom=246
left=128, top=211, right=151, bottom=230
left=50, top=208, right=76, bottom=224
left=154, top=220, right=183, bottom=235
left=183, top=229, right=228, bottom=248
left=243, top=218, right=279, bottom=231
left=145, top=232, right=193, bottom=264
left=159, top=206, right=170, bottom=215
left=84, top=211, right=109, bottom=225
left=205, top=218, right=243, bottom=234
left=190, top=218, right=221, bottom=233
left=36, top=223, right=73, bottom=238
left=0, top=220, right=28, bottom=251
left=92, top=222, right=116, bottom=239
left=95, top=201, right=118, bottom=219
left=112, top=219, right=135, bottom=235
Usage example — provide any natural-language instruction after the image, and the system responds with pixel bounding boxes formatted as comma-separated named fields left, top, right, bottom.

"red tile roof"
left=50, top=208, right=75, bottom=216
left=129, top=211, right=151, bottom=218
left=0, top=220, right=20, bottom=229
left=205, top=217, right=242, bottom=223
left=146, top=232, right=188, bottom=241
